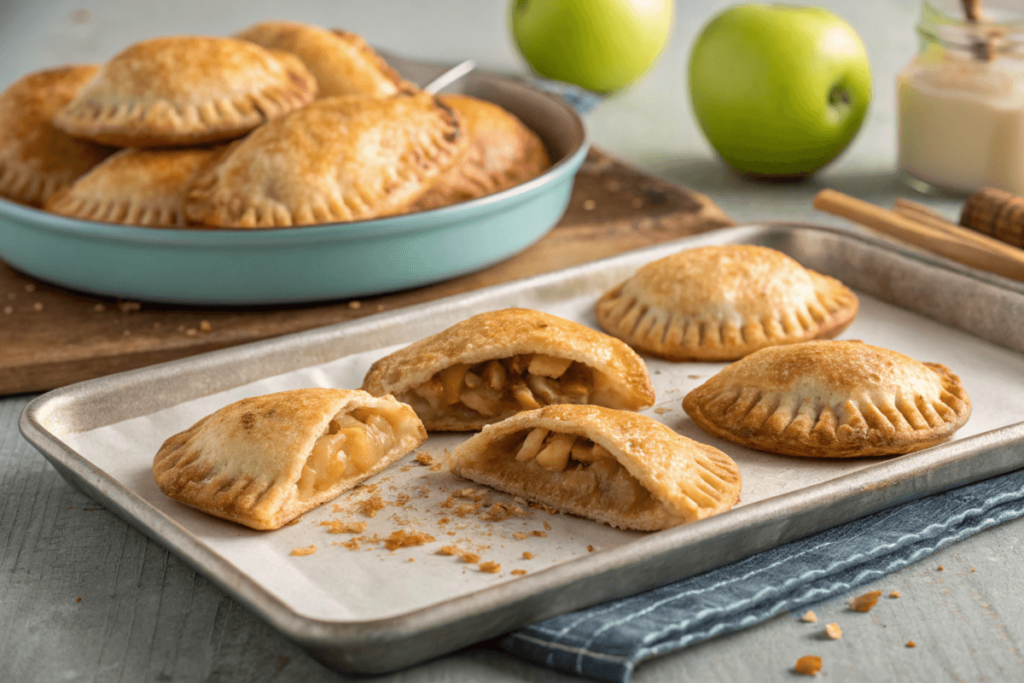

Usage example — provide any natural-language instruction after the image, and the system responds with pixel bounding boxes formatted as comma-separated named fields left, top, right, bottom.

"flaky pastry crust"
left=596, top=245, right=859, bottom=361
left=683, top=340, right=971, bottom=458
left=45, top=146, right=222, bottom=226
left=184, top=92, right=464, bottom=227
left=153, top=388, right=427, bottom=530
left=361, top=308, right=655, bottom=431
left=53, top=36, right=317, bottom=147
left=450, top=404, right=742, bottom=530
left=411, top=95, right=551, bottom=211
left=236, top=21, right=411, bottom=98
left=0, top=65, right=114, bottom=207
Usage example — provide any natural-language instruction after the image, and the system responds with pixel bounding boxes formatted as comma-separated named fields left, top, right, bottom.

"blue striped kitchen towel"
left=500, top=469, right=1024, bottom=682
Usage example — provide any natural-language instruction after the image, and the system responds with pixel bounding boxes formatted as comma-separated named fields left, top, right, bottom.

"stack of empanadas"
left=0, top=21, right=552, bottom=227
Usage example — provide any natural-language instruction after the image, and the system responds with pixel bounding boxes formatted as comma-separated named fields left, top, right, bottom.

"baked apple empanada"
left=596, top=245, right=859, bottom=361
left=153, top=389, right=426, bottom=530
left=184, top=92, right=463, bottom=227
left=0, top=65, right=114, bottom=207
left=411, top=94, right=551, bottom=211
left=361, top=308, right=656, bottom=431
left=45, top=146, right=222, bottom=226
left=53, top=36, right=317, bottom=147
left=236, top=21, right=410, bottom=98
left=683, top=340, right=971, bottom=458
left=450, top=405, right=742, bottom=530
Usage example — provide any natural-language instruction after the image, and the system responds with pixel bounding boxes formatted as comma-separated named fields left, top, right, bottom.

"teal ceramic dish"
left=0, top=68, right=588, bottom=305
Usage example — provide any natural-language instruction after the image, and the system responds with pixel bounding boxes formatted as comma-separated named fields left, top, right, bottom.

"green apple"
left=510, top=0, right=674, bottom=94
left=689, top=4, right=872, bottom=178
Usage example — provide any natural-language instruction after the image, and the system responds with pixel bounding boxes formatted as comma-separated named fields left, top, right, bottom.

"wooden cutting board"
left=0, top=148, right=732, bottom=395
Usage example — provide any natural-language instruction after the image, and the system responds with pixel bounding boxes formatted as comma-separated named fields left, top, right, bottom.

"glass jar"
left=897, top=0, right=1024, bottom=195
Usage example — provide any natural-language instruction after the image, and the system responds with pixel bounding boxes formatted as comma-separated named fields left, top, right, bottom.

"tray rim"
left=20, top=222, right=1024, bottom=671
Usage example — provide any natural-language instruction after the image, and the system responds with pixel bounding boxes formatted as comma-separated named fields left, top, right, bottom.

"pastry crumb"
left=522, top=552, right=534, bottom=560
left=348, top=300, right=362, bottom=309
left=320, top=520, right=367, bottom=534
left=117, top=300, right=141, bottom=313
left=825, top=623, right=842, bottom=640
left=290, top=546, right=317, bottom=557
left=971, top=567, right=976, bottom=572
left=199, top=319, right=212, bottom=332
left=33, top=302, right=43, bottom=311
left=92, top=303, right=105, bottom=312
left=479, top=561, right=501, bottom=573
left=889, top=590, right=901, bottom=599
left=461, top=552, right=481, bottom=564
left=801, top=610, right=818, bottom=623
left=937, top=565, right=944, bottom=571
left=531, top=530, right=547, bottom=538
left=3, top=306, right=12, bottom=315
left=383, top=529, right=435, bottom=550
left=849, top=590, right=882, bottom=613
left=437, top=545, right=460, bottom=556
left=185, top=328, right=197, bottom=336
left=906, top=640, right=916, bottom=648
left=415, top=452, right=435, bottom=466
left=511, top=569, right=527, bottom=576
left=587, top=545, right=594, bottom=552
left=513, top=532, right=528, bottom=540
left=76, top=597, right=82, bottom=603
left=25, top=283, right=36, bottom=293
left=358, top=494, right=385, bottom=518
left=794, top=655, right=822, bottom=676
left=408, top=557, right=415, bottom=562
left=582, top=199, right=596, bottom=210
left=654, top=407, right=671, bottom=415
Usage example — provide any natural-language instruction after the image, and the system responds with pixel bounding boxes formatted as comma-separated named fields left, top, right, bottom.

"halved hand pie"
left=0, top=65, right=114, bottom=207
left=45, top=146, right=222, bottom=226
left=683, top=340, right=971, bottom=458
left=361, top=308, right=656, bottom=431
left=449, top=404, right=742, bottom=530
left=53, top=36, right=317, bottom=147
left=411, top=94, right=551, bottom=211
left=236, top=21, right=411, bottom=98
left=596, top=245, right=859, bottom=361
left=184, top=92, right=463, bottom=227
left=153, top=388, right=427, bottom=530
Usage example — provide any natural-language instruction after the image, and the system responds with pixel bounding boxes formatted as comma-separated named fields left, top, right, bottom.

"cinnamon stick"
left=812, top=189, right=1024, bottom=282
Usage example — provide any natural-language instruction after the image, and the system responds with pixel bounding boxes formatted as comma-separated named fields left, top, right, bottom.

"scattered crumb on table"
left=290, top=546, right=317, bottom=556
left=825, top=623, right=842, bottom=640
left=850, top=590, right=882, bottom=613
left=801, top=610, right=818, bottom=623
left=794, top=655, right=822, bottom=676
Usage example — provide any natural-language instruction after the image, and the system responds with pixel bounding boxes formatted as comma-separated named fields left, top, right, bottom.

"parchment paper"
left=62, top=292, right=1024, bottom=622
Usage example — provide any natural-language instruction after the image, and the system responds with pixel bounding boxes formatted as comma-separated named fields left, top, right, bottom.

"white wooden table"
left=3, top=0, right=1023, bottom=680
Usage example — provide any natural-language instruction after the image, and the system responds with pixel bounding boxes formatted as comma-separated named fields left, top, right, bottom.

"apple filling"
left=400, top=354, right=621, bottom=421
left=505, top=428, right=653, bottom=512
left=296, top=409, right=401, bottom=498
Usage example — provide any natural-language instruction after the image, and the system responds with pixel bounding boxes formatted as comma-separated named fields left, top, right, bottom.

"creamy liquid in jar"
left=898, top=52, right=1024, bottom=195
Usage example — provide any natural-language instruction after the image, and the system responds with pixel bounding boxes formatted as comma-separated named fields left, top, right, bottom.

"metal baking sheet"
left=20, top=224, right=1024, bottom=674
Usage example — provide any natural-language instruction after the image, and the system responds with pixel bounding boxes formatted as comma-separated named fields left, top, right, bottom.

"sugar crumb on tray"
left=290, top=545, right=317, bottom=556
left=825, top=623, right=842, bottom=640
left=478, top=561, right=501, bottom=574
left=801, top=610, right=818, bottom=623
left=383, top=529, right=435, bottom=550
left=320, top=520, right=367, bottom=534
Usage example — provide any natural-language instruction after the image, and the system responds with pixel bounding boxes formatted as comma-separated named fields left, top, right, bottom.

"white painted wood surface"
left=3, top=0, right=1023, bottom=680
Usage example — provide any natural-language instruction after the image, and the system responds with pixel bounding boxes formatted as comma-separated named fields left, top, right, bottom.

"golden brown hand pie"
left=153, top=388, right=427, bottom=530
left=0, top=65, right=114, bottom=207
left=184, top=92, right=464, bottom=227
left=450, top=404, right=741, bottom=530
left=53, top=36, right=317, bottom=147
left=411, top=94, right=551, bottom=211
left=596, top=245, right=859, bottom=361
left=236, top=21, right=411, bottom=98
left=361, top=308, right=656, bottom=431
left=45, top=146, right=222, bottom=226
left=683, top=340, right=971, bottom=458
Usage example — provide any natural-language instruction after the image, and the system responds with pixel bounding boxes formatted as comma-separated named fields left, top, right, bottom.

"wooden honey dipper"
left=960, top=188, right=1024, bottom=248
